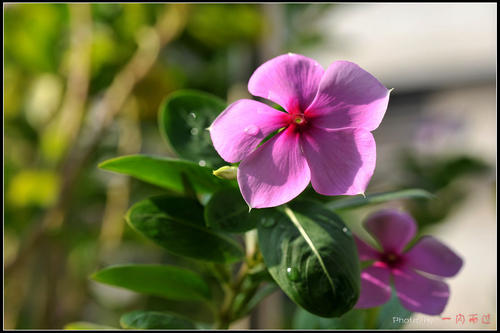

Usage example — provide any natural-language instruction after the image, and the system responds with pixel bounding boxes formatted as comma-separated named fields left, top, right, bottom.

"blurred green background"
left=4, top=3, right=496, bottom=329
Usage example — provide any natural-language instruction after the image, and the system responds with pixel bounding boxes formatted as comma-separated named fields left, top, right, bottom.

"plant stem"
left=213, top=230, right=266, bottom=329
left=364, top=306, right=381, bottom=329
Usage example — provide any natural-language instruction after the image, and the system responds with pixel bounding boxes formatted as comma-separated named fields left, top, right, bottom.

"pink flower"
left=354, top=209, right=463, bottom=315
left=209, top=53, right=390, bottom=208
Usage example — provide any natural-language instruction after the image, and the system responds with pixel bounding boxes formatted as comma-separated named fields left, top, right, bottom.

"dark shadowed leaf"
left=126, top=195, right=244, bottom=263
left=257, top=200, right=360, bottom=318
left=91, top=264, right=211, bottom=302
left=120, top=310, right=196, bottom=329
left=204, top=187, right=257, bottom=233
left=159, top=90, right=226, bottom=167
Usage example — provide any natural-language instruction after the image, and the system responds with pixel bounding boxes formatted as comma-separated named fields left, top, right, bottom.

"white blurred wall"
left=310, top=3, right=496, bottom=91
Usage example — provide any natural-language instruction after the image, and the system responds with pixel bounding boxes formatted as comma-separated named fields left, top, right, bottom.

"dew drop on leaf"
left=342, top=227, right=351, bottom=236
left=286, top=267, right=299, bottom=281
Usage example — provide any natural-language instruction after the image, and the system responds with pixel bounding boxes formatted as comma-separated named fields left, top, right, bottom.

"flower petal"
left=404, top=236, right=463, bottom=278
left=306, top=61, right=390, bottom=131
left=393, top=267, right=450, bottom=315
left=355, top=265, right=392, bottom=308
left=301, top=127, right=376, bottom=196
left=248, top=53, right=324, bottom=113
left=237, top=126, right=310, bottom=209
left=354, top=235, right=381, bottom=261
left=363, top=210, right=417, bottom=254
left=209, top=99, right=289, bottom=163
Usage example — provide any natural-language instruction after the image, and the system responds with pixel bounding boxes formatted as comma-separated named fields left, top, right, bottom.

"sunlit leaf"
left=99, top=155, right=233, bottom=195
left=326, top=189, right=434, bottom=211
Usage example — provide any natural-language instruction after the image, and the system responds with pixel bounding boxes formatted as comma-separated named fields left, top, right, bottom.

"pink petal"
left=354, top=235, right=381, bottom=261
left=404, top=236, right=463, bottom=278
left=363, top=210, right=417, bottom=254
left=237, top=126, right=310, bottom=209
left=300, top=127, right=376, bottom=196
left=209, top=99, right=289, bottom=163
left=355, top=265, right=392, bottom=308
left=393, top=267, right=450, bottom=315
left=306, top=61, right=390, bottom=131
left=248, top=53, right=324, bottom=113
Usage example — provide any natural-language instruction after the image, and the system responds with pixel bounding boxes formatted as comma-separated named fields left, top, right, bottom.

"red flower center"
left=288, top=111, right=310, bottom=132
left=294, top=114, right=306, bottom=125
left=379, top=251, right=405, bottom=269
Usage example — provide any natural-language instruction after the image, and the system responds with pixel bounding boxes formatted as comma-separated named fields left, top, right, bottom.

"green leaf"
left=99, top=155, right=232, bottom=194
left=292, top=307, right=366, bottom=329
left=257, top=200, right=360, bottom=318
left=326, top=189, right=434, bottom=211
left=120, top=310, right=196, bottom=329
left=126, top=195, right=244, bottom=263
left=91, top=264, right=211, bottom=302
left=236, top=283, right=279, bottom=319
left=64, top=322, right=116, bottom=330
left=159, top=90, right=226, bottom=167
left=292, top=290, right=413, bottom=329
left=376, top=291, right=413, bottom=329
left=204, top=187, right=257, bottom=233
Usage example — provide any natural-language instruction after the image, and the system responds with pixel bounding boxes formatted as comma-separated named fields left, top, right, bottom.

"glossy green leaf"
left=326, top=189, right=434, bottom=211
left=91, top=264, right=211, bottom=302
left=257, top=200, right=360, bottom=318
left=204, top=187, right=257, bottom=233
left=126, top=195, right=244, bottom=263
left=99, top=155, right=232, bottom=194
left=159, top=90, right=226, bottom=167
left=64, top=322, right=116, bottom=330
left=120, top=310, right=196, bottom=329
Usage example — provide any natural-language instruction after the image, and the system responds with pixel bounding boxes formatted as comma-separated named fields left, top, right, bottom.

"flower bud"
left=212, top=166, right=238, bottom=180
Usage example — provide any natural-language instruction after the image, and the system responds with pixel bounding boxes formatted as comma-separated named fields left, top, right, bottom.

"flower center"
left=380, top=251, right=404, bottom=269
left=294, top=114, right=306, bottom=125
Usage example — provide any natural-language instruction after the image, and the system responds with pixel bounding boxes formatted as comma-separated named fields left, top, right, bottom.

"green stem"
left=364, top=306, right=381, bottom=329
left=213, top=231, right=264, bottom=329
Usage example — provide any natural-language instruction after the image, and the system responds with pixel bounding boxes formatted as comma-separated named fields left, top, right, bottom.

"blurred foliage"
left=3, top=3, right=330, bottom=329
left=398, top=150, right=491, bottom=229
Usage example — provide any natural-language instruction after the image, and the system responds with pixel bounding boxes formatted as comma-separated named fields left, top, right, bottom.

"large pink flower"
left=354, top=209, right=463, bottom=315
left=209, top=53, right=390, bottom=208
